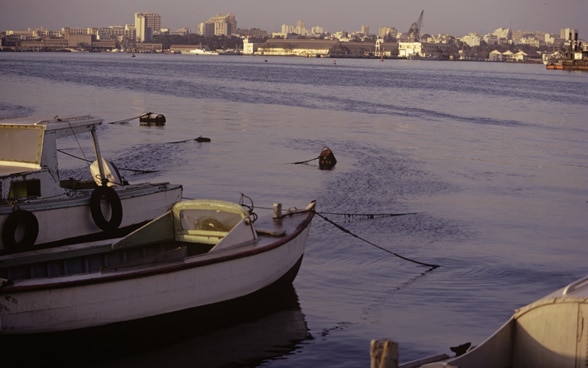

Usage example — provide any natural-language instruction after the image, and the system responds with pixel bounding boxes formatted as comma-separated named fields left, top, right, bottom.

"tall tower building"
left=135, top=12, right=161, bottom=42
left=199, top=13, right=237, bottom=36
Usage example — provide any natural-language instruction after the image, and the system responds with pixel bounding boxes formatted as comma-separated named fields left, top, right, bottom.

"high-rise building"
left=199, top=13, right=237, bottom=36
left=135, top=12, right=161, bottom=42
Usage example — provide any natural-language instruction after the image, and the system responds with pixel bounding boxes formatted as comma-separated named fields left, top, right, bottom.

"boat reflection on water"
left=1, top=285, right=311, bottom=367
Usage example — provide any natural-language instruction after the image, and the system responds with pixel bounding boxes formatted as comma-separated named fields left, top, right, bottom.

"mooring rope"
left=291, top=156, right=319, bottom=165
left=315, top=212, right=440, bottom=270
left=107, top=115, right=142, bottom=124
left=319, top=211, right=418, bottom=219
left=57, top=149, right=158, bottom=173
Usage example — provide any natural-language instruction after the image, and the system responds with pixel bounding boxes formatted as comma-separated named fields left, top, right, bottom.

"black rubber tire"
left=2, top=209, right=39, bottom=249
left=90, top=186, right=123, bottom=232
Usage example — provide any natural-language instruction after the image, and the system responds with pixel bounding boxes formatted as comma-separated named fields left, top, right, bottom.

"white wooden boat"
left=0, top=115, right=182, bottom=254
left=0, top=284, right=309, bottom=366
left=414, top=274, right=588, bottom=368
left=0, top=197, right=316, bottom=334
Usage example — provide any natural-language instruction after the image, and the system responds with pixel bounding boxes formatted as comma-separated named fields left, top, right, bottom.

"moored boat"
left=414, top=274, right=588, bottom=368
left=546, top=29, right=588, bottom=71
left=182, top=47, right=219, bottom=56
left=0, top=115, right=182, bottom=254
left=0, top=197, right=316, bottom=334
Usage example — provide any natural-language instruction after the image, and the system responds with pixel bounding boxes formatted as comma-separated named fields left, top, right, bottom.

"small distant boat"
left=0, top=197, right=316, bottom=334
left=183, top=47, right=219, bottom=56
left=546, top=30, right=588, bottom=71
left=0, top=115, right=182, bottom=254
left=414, top=274, right=588, bottom=368
left=546, top=58, right=588, bottom=71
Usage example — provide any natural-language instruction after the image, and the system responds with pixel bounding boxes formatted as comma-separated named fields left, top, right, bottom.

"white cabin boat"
left=0, top=198, right=316, bottom=334
left=416, top=275, right=588, bottom=368
left=0, top=115, right=182, bottom=254
left=182, top=47, right=219, bottom=56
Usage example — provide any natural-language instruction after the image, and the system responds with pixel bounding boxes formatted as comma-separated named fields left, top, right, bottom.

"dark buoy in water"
left=195, top=136, right=211, bottom=142
left=319, top=147, right=337, bottom=170
left=139, top=112, right=166, bottom=126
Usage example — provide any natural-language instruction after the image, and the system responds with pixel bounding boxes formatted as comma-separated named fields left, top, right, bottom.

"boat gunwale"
left=0, top=182, right=182, bottom=214
left=0, top=207, right=315, bottom=294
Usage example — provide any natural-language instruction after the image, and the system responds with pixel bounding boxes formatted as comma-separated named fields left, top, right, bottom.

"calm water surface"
left=1, top=53, right=587, bottom=367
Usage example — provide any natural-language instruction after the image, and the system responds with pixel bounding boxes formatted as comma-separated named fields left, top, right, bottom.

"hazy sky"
left=1, top=0, right=585, bottom=37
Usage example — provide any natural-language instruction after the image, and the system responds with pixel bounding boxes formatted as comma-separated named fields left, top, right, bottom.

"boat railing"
left=562, top=275, right=588, bottom=295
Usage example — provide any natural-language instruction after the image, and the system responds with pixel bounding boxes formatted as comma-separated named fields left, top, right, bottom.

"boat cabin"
left=0, top=116, right=103, bottom=201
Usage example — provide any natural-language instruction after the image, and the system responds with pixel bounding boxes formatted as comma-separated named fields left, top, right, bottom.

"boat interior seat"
left=172, top=200, right=249, bottom=246
left=175, top=212, right=242, bottom=245
left=176, top=229, right=227, bottom=245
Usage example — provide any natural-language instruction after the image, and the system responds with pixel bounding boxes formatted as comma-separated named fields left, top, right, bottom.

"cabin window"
left=9, top=179, right=41, bottom=199
left=0, top=125, right=44, bottom=164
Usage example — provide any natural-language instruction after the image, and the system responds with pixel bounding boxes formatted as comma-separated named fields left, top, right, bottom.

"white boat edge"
left=0, top=200, right=316, bottom=335
left=413, top=275, right=588, bottom=368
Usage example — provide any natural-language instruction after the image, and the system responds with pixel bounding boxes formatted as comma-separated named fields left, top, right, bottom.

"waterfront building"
left=135, top=12, right=161, bottom=42
left=243, top=38, right=255, bottom=55
left=398, top=42, right=421, bottom=58
left=198, top=13, right=237, bottom=36
left=379, top=27, right=398, bottom=39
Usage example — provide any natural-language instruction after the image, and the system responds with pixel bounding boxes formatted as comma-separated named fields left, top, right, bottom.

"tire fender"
left=90, top=186, right=123, bottom=232
left=2, top=209, right=39, bottom=249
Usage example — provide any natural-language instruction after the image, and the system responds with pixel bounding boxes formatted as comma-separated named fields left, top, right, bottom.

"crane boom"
left=408, top=10, right=424, bottom=42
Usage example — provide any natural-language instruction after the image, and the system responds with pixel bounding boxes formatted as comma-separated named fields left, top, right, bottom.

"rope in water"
left=107, top=115, right=142, bottom=124
left=315, top=212, right=440, bottom=270
left=57, top=149, right=158, bottom=174
left=291, top=156, right=320, bottom=165
left=318, top=211, right=418, bottom=219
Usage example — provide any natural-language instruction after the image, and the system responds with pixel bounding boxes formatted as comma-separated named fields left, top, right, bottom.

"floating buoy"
left=319, top=147, right=337, bottom=170
left=139, top=112, right=166, bottom=126
left=194, top=136, right=211, bottom=142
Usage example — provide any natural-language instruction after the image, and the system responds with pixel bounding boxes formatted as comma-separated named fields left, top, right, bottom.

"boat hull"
left=0, top=183, right=182, bottom=252
left=419, top=276, right=588, bottom=368
left=0, top=211, right=312, bottom=334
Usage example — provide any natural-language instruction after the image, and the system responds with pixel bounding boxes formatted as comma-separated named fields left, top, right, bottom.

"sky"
left=1, top=0, right=585, bottom=37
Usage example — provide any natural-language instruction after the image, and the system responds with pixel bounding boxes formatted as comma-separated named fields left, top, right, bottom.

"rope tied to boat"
left=292, top=156, right=320, bottom=165
left=319, top=211, right=418, bottom=220
left=57, top=149, right=158, bottom=173
left=315, top=212, right=440, bottom=270
left=291, top=147, right=336, bottom=170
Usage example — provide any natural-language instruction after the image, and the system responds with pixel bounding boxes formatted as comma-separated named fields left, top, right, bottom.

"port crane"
left=408, top=10, right=424, bottom=42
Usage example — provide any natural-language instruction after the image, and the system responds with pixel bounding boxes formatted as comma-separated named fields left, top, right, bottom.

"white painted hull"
left=1, top=115, right=183, bottom=252
left=419, top=275, right=588, bottom=368
left=0, top=183, right=182, bottom=250
left=0, top=220, right=310, bottom=334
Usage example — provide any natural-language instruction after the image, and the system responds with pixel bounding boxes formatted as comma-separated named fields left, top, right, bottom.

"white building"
left=199, top=13, right=237, bottom=37
left=461, top=33, right=481, bottom=47
left=135, top=12, right=161, bottom=42
left=243, top=38, right=255, bottom=55
left=398, top=42, right=422, bottom=58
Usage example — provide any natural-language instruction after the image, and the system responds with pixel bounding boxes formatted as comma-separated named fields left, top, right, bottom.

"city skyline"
left=1, top=0, right=585, bottom=37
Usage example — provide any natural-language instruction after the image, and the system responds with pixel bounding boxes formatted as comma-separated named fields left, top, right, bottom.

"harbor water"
left=1, top=52, right=587, bottom=367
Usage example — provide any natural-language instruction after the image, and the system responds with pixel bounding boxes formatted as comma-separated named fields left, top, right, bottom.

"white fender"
left=90, top=158, right=124, bottom=187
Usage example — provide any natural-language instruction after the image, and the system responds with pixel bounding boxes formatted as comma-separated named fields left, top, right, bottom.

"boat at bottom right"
left=416, top=274, right=588, bottom=368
